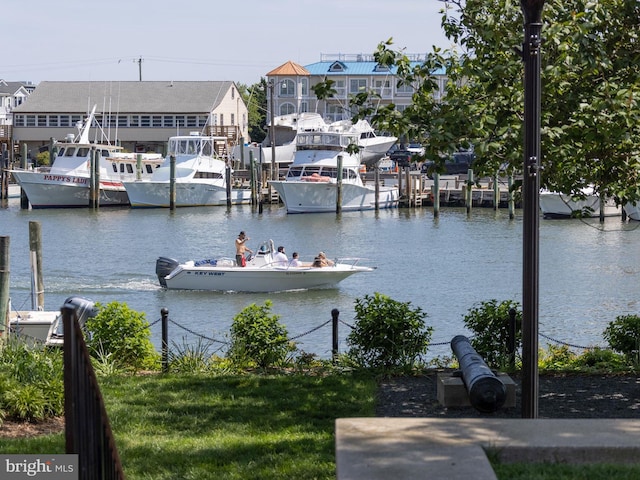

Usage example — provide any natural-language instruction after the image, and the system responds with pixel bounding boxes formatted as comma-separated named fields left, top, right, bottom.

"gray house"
left=11, top=81, right=249, bottom=157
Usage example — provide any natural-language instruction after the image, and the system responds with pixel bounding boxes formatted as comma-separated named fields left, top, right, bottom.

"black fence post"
left=331, top=308, right=340, bottom=361
left=508, top=307, right=517, bottom=370
left=161, top=308, right=169, bottom=373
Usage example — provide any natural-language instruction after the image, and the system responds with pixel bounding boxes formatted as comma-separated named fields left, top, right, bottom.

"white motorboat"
left=327, top=119, right=397, bottom=165
left=9, top=106, right=163, bottom=208
left=156, top=239, right=374, bottom=292
left=539, top=188, right=622, bottom=218
left=269, top=130, right=399, bottom=213
left=8, top=296, right=97, bottom=346
left=624, top=202, right=640, bottom=221
left=123, top=132, right=251, bottom=208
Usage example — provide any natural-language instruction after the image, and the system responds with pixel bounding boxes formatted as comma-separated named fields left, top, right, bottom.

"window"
left=117, top=116, right=128, bottom=127
left=152, top=116, right=162, bottom=127
left=329, top=61, right=346, bottom=72
left=126, top=164, right=133, bottom=173
left=300, top=101, right=308, bottom=113
left=374, top=79, right=391, bottom=96
left=130, top=116, right=140, bottom=127
left=279, top=103, right=295, bottom=115
left=279, top=79, right=295, bottom=97
left=301, top=78, right=308, bottom=96
left=175, top=116, right=186, bottom=127
left=219, top=114, right=224, bottom=126
left=140, top=116, right=151, bottom=127
left=231, top=87, right=235, bottom=99
left=112, top=163, right=118, bottom=173
left=77, top=148, right=89, bottom=157
left=163, top=116, right=175, bottom=128
left=333, top=80, right=346, bottom=97
left=349, top=79, right=367, bottom=94
left=26, top=115, right=36, bottom=127
left=60, top=116, right=70, bottom=127
left=396, top=82, right=415, bottom=95
left=49, top=115, right=59, bottom=127
left=230, top=114, right=235, bottom=126
left=37, top=115, right=47, bottom=127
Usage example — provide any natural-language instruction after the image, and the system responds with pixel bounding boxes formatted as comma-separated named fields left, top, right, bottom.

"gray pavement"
left=336, top=418, right=640, bottom=480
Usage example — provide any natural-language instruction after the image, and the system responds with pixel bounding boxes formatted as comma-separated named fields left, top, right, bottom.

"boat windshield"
left=168, top=138, right=214, bottom=156
left=296, top=132, right=358, bottom=150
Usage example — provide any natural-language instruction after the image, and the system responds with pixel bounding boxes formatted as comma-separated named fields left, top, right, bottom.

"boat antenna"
left=77, top=105, right=97, bottom=144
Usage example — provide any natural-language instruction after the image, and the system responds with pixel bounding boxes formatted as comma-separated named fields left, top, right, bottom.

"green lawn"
left=2, top=372, right=640, bottom=479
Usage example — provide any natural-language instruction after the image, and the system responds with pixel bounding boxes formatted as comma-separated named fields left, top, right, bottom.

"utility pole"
left=135, top=56, right=143, bottom=81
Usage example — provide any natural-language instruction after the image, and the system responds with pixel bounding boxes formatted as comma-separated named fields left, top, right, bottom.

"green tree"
left=238, top=79, right=267, bottom=143
left=352, top=0, right=640, bottom=202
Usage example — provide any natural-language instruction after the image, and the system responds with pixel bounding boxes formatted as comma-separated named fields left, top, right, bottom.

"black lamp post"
left=520, top=0, right=545, bottom=419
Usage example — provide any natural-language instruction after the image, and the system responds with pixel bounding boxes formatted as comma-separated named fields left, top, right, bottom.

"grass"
left=2, top=371, right=640, bottom=479
left=0, top=372, right=376, bottom=479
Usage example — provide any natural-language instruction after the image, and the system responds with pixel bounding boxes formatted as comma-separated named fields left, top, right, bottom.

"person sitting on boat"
left=313, top=251, right=334, bottom=267
left=235, top=231, right=253, bottom=267
left=273, top=245, right=288, bottom=267
left=289, top=252, right=301, bottom=267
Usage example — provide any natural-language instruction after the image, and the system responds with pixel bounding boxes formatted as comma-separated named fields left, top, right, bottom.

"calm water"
left=2, top=198, right=639, bottom=359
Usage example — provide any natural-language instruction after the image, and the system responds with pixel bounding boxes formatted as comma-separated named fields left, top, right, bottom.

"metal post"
left=0, top=236, right=9, bottom=335
left=331, top=308, right=339, bottom=360
left=161, top=308, right=169, bottom=373
left=250, top=151, right=257, bottom=206
left=520, top=0, right=545, bottom=419
left=374, top=164, right=380, bottom=211
left=508, top=307, right=517, bottom=370
left=20, top=144, right=29, bottom=209
left=225, top=163, right=232, bottom=208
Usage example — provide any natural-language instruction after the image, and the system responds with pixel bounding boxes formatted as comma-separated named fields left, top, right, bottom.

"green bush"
left=572, top=347, right=627, bottom=372
left=346, top=292, right=433, bottom=372
left=539, top=344, right=577, bottom=371
left=86, top=301, right=159, bottom=371
left=462, top=299, right=522, bottom=368
left=228, top=301, right=295, bottom=369
left=0, top=339, right=64, bottom=421
left=603, top=315, right=640, bottom=364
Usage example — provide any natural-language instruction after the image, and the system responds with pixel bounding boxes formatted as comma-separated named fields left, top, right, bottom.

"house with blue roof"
left=266, top=54, right=447, bottom=123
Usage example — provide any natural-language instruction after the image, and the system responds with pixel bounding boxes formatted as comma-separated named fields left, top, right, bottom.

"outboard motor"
left=50, top=296, right=98, bottom=341
left=156, top=257, right=179, bottom=287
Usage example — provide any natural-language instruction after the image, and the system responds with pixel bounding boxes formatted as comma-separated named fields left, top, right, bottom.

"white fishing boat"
left=539, top=188, right=621, bottom=218
left=269, top=130, right=399, bottom=213
left=9, top=106, right=163, bottom=208
left=123, top=132, right=251, bottom=208
left=156, top=239, right=374, bottom=292
left=327, top=119, right=397, bottom=165
left=8, top=296, right=97, bottom=346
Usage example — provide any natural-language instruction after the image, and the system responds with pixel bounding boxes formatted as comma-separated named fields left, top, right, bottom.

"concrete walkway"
left=336, top=418, right=640, bottom=480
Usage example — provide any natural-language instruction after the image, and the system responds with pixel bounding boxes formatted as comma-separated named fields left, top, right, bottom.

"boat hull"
left=10, top=171, right=128, bottom=208
left=539, top=192, right=621, bottom=218
left=162, top=265, right=371, bottom=292
left=270, top=180, right=399, bottom=214
left=624, top=202, right=640, bottom=221
left=124, top=181, right=252, bottom=207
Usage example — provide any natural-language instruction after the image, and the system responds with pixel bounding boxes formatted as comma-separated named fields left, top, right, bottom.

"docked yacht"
left=269, top=130, right=399, bottom=213
left=10, top=106, right=163, bottom=208
left=539, top=187, right=621, bottom=218
left=327, top=119, right=397, bottom=166
left=123, top=132, right=251, bottom=207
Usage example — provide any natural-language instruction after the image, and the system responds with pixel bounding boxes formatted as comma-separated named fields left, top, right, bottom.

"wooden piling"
left=21, top=144, right=29, bottom=209
left=433, top=173, right=440, bottom=217
left=29, top=221, right=44, bottom=310
left=508, top=174, right=515, bottom=219
left=466, top=169, right=474, bottom=215
left=0, top=236, right=9, bottom=334
left=493, top=173, right=500, bottom=210
left=169, top=154, right=176, bottom=210
left=336, top=155, right=343, bottom=214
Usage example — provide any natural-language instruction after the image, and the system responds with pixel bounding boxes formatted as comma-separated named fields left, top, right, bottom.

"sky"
left=4, top=0, right=455, bottom=86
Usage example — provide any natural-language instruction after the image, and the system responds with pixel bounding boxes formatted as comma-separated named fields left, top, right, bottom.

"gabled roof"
left=304, top=61, right=446, bottom=76
left=0, top=80, right=32, bottom=96
left=266, top=61, right=310, bottom=77
left=13, top=81, right=235, bottom=113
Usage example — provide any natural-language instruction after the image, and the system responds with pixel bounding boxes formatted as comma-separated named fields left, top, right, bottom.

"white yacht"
left=270, top=130, right=399, bottom=213
left=10, top=106, right=163, bottom=208
left=123, top=132, right=251, bottom=207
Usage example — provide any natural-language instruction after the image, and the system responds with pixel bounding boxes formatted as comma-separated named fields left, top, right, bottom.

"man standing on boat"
left=235, top=231, right=252, bottom=267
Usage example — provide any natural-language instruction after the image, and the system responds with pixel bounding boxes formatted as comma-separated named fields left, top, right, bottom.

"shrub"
left=86, top=301, right=159, bottom=371
left=538, top=344, right=577, bottom=371
left=462, top=299, right=522, bottom=368
left=0, top=339, right=64, bottom=420
left=572, top=347, right=627, bottom=372
left=346, top=292, right=432, bottom=372
left=603, top=315, right=640, bottom=364
left=228, top=301, right=295, bottom=369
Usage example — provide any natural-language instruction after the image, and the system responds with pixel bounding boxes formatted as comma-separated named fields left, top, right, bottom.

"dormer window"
left=329, top=61, right=346, bottom=72
left=374, top=63, right=390, bottom=72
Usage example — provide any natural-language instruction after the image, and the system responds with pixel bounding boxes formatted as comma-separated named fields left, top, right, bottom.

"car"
left=406, top=143, right=425, bottom=156
left=389, top=149, right=413, bottom=168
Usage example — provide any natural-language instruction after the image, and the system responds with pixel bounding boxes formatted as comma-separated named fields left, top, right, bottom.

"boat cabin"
left=296, top=132, right=359, bottom=151
left=168, top=133, right=227, bottom=158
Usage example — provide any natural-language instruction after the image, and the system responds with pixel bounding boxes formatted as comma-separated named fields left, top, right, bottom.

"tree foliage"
left=238, top=79, right=268, bottom=143
left=352, top=0, right=640, bottom=202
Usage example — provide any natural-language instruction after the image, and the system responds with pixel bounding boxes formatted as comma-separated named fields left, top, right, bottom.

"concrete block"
left=437, top=372, right=516, bottom=408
